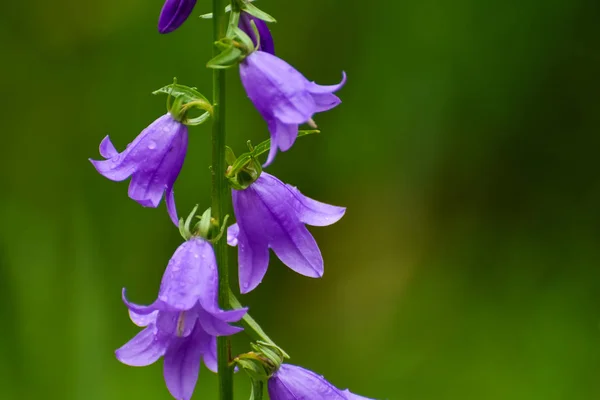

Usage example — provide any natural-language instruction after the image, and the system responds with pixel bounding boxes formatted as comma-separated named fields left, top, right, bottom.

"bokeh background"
left=1, top=0, right=599, bottom=399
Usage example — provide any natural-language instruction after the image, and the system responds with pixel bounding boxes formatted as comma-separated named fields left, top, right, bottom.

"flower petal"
left=158, top=0, right=197, bottom=34
left=240, top=51, right=315, bottom=124
left=311, top=93, right=342, bottom=113
left=126, top=117, right=188, bottom=209
left=128, top=309, right=159, bottom=327
left=158, top=238, right=217, bottom=312
left=196, top=307, right=244, bottom=336
left=227, top=223, right=240, bottom=246
left=306, top=71, right=347, bottom=94
left=127, top=173, right=165, bottom=207
left=99, top=135, right=118, bottom=158
left=89, top=136, right=137, bottom=182
left=232, top=189, right=271, bottom=293
left=264, top=119, right=280, bottom=167
left=285, top=185, right=346, bottom=227
left=202, top=336, right=218, bottom=373
left=115, top=326, right=168, bottom=367
left=269, top=224, right=324, bottom=278
left=264, top=119, right=299, bottom=167
left=165, top=186, right=179, bottom=227
left=252, top=174, right=324, bottom=278
left=268, top=364, right=346, bottom=400
left=122, top=288, right=163, bottom=315
left=273, top=120, right=299, bottom=152
left=237, top=228, right=270, bottom=294
left=163, top=331, right=203, bottom=400
left=156, top=310, right=199, bottom=338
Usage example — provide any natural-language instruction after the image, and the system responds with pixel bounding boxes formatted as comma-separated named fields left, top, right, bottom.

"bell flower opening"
left=90, top=113, right=187, bottom=226
left=159, top=0, right=198, bottom=34
left=116, top=238, right=247, bottom=400
left=240, top=51, right=346, bottom=166
left=228, top=172, right=345, bottom=293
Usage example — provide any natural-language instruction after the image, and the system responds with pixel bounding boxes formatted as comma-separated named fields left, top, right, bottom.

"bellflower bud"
left=159, top=0, right=197, bottom=34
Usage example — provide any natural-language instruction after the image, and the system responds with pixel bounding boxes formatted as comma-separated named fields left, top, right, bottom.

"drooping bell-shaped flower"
left=158, top=0, right=197, bottom=33
left=116, top=238, right=247, bottom=400
left=90, top=114, right=187, bottom=226
left=227, top=172, right=345, bottom=293
left=268, top=364, right=375, bottom=400
left=239, top=51, right=346, bottom=166
left=239, top=12, right=275, bottom=55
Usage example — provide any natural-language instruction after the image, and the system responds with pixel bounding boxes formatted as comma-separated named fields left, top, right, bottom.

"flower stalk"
left=212, top=0, right=233, bottom=398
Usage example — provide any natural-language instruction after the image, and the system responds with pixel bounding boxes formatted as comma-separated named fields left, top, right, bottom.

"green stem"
left=212, top=0, right=232, bottom=398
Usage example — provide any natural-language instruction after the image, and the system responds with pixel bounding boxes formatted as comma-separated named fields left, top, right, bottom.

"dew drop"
left=147, top=141, right=157, bottom=150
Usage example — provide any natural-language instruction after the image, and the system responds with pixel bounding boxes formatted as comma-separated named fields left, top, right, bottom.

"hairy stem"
left=212, top=0, right=232, bottom=398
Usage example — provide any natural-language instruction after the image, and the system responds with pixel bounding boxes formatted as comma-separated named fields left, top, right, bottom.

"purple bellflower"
left=239, top=12, right=275, bottom=55
left=268, top=364, right=374, bottom=400
left=227, top=172, right=345, bottom=293
left=116, top=237, right=247, bottom=400
left=90, top=114, right=187, bottom=226
left=158, top=0, right=197, bottom=34
left=239, top=51, right=346, bottom=166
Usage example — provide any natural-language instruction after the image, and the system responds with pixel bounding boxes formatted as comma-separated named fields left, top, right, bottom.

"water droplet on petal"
left=147, top=141, right=157, bottom=150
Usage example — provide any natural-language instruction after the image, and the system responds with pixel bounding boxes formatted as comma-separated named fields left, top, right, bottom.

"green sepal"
left=225, top=146, right=237, bottom=165
left=234, top=356, right=270, bottom=381
left=153, top=81, right=209, bottom=104
left=154, top=80, right=212, bottom=126
left=207, top=42, right=245, bottom=69
left=226, top=130, right=319, bottom=190
left=179, top=205, right=200, bottom=240
left=232, top=26, right=256, bottom=52
left=195, top=208, right=212, bottom=239
left=208, top=214, right=229, bottom=243
left=226, top=154, right=262, bottom=190
left=233, top=341, right=286, bottom=385
left=241, top=2, right=277, bottom=23
left=251, top=341, right=286, bottom=369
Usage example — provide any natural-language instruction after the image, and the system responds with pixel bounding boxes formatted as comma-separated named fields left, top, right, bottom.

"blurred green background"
left=1, top=0, right=599, bottom=399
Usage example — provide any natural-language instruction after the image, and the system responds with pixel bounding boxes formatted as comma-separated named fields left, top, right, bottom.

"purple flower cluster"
left=91, top=2, right=375, bottom=399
